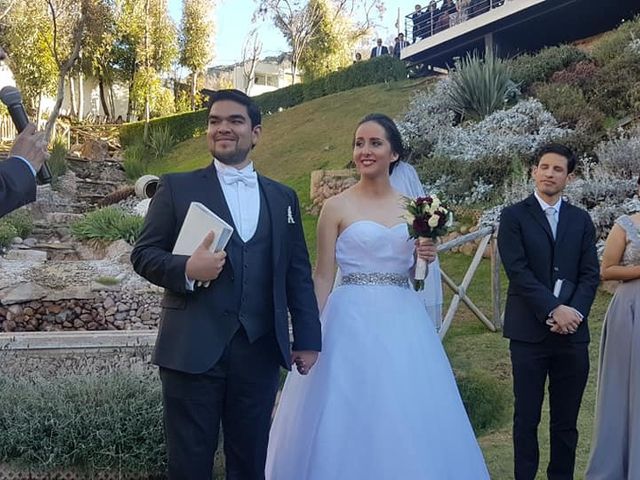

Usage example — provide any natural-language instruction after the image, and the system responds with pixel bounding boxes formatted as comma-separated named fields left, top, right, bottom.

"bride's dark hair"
left=354, top=113, right=406, bottom=174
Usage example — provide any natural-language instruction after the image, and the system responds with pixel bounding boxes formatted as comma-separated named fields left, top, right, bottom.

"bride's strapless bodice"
left=336, top=221, right=414, bottom=275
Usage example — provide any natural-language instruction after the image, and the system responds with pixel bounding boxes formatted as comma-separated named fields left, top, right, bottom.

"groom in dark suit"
left=131, top=89, right=321, bottom=480
left=498, top=143, right=599, bottom=480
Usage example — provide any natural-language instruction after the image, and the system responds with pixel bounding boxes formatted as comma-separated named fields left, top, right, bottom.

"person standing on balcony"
left=393, top=33, right=410, bottom=58
left=370, top=38, right=389, bottom=58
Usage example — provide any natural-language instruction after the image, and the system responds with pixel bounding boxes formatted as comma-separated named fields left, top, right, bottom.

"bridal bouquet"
left=404, top=195, right=452, bottom=291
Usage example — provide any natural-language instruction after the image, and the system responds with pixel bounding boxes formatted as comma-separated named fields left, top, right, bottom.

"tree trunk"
left=109, top=84, right=116, bottom=121
left=69, top=74, right=77, bottom=118
left=99, top=76, right=110, bottom=120
left=36, top=92, right=43, bottom=128
left=44, top=72, right=66, bottom=141
left=191, top=72, right=197, bottom=110
left=77, top=72, right=84, bottom=121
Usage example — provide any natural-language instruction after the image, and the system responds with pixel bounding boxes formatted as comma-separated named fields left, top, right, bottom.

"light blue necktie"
left=545, top=207, right=557, bottom=239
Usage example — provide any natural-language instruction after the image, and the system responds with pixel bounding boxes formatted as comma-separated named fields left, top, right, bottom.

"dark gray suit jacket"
left=498, top=194, right=599, bottom=343
left=131, top=163, right=321, bottom=373
left=0, top=156, right=36, bottom=217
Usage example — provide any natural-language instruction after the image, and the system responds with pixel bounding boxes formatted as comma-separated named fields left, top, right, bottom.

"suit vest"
left=226, top=187, right=274, bottom=342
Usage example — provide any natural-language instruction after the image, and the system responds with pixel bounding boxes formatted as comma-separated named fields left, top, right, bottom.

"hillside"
left=148, top=79, right=430, bottom=203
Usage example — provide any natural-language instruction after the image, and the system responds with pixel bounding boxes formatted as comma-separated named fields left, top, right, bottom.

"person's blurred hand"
left=9, top=123, right=48, bottom=173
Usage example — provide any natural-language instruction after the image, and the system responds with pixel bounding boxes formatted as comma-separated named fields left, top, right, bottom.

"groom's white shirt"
left=185, top=159, right=261, bottom=290
left=214, top=158, right=260, bottom=242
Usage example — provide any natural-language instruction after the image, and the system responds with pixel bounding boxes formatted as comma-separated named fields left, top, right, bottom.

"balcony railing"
left=405, top=0, right=514, bottom=42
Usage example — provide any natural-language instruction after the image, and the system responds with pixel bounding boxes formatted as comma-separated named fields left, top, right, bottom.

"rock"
left=8, top=305, right=23, bottom=315
left=133, top=199, right=151, bottom=217
left=105, top=239, right=133, bottom=263
left=44, top=212, right=84, bottom=225
left=44, top=287, right=96, bottom=302
left=459, top=243, right=476, bottom=256
left=73, top=319, right=85, bottom=328
left=3, top=319, right=16, bottom=331
left=23, top=238, right=38, bottom=247
left=104, top=297, right=115, bottom=309
left=4, top=249, right=48, bottom=262
left=12, top=237, right=23, bottom=244
left=117, top=302, right=128, bottom=312
left=0, top=282, right=48, bottom=305
left=47, top=305, right=63, bottom=314
left=81, top=138, right=109, bottom=161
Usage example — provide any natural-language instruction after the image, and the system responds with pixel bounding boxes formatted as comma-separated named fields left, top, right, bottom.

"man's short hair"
left=533, top=143, right=577, bottom=174
left=206, top=89, right=261, bottom=128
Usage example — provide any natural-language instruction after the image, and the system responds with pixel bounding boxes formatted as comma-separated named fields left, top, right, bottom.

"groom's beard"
left=214, top=145, right=252, bottom=166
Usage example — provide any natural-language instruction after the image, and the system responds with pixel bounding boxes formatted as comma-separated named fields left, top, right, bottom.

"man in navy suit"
left=370, top=38, right=389, bottom=58
left=498, top=143, right=599, bottom=480
left=131, top=89, right=321, bottom=480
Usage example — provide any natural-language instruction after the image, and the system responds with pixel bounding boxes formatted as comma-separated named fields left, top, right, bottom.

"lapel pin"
left=287, top=206, right=295, bottom=224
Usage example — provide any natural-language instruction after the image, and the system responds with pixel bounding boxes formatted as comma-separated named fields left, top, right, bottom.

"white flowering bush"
left=595, top=129, right=640, bottom=178
left=399, top=79, right=572, bottom=163
left=431, top=99, right=571, bottom=161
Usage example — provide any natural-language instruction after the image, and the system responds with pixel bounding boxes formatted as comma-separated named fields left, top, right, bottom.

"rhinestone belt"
left=340, top=272, right=410, bottom=288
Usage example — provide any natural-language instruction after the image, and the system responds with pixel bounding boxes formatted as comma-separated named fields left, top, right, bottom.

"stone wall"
left=309, top=169, right=357, bottom=214
left=0, top=290, right=162, bottom=333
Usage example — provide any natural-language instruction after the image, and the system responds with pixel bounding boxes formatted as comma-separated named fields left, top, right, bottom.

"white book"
left=172, top=202, right=234, bottom=256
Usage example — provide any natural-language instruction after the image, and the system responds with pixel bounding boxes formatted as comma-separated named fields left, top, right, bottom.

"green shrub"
left=534, top=82, right=604, bottom=131
left=123, top=141, right=149, bottom=181
left=71, top=207, right=144, bottom=245
left=48, top=137, right=68, bottom=186
left=147, top=124, right=175, bottom=159
left=253, top=55, right=407, bottom=114
left=456, top=368, right=509, bottom=435
left=418, top=154, right=516, bottom=203
left=0, top=223, right=18, bottom=249
left=445, top=50, right=515, bottom=120
left=509, top=44, right=587, bottom=91
left=0, top=373, right=165, bottom=474
left=120, top=109, right=208, bottom=149
left=549, top=60, right=599, bottom=92
left=589, top=53, right=640, bottom=117
left=591, top=16, right=640, bottom=66
left=2, top=209, right=34, bottom=238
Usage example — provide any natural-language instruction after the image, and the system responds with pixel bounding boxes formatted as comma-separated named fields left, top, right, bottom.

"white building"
left=206, top=54, right=302, bottom=97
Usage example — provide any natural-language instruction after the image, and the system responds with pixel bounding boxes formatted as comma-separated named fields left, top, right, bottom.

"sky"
left=167, top=0, right=422, bottom=66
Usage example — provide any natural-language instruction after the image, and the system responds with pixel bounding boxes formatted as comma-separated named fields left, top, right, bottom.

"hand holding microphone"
left=0, top=86, right=52, bottom=184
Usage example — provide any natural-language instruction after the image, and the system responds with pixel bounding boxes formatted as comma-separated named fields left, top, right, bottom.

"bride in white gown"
left=265, top=114, right=489, bottom=480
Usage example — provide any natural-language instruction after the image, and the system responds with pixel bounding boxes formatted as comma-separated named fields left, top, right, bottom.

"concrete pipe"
left=134, top=174, right=159, bottom=199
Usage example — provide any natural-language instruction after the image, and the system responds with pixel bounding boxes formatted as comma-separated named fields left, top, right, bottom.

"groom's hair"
left=206, top=89, right=262, bottom=128
left=354, top=113, right=406, bottom=174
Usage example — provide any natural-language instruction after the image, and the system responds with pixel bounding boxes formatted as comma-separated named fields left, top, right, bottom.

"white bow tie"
left=220, top=168, right=257, bottom=187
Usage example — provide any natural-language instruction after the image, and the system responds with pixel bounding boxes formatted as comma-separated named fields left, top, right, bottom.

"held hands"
left=415, top=238, right=437, bottom=264
left=291, top=351, right=318, bottom=375
left=548, top=305, right=582, bottom=335
left=185, top=231, right=226, bottom=285
left=9, top=123, right=48, bottom=173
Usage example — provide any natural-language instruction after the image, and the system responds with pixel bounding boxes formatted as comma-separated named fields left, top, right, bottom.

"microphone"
left=0, top=86, right=52, bottom=184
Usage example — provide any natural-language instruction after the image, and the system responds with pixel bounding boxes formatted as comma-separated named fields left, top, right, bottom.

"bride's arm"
left=314, top=198, right=340, bottom=313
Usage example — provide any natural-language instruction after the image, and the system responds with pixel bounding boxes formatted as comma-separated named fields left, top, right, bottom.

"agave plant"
left=445, top=50, right=516, bottom=121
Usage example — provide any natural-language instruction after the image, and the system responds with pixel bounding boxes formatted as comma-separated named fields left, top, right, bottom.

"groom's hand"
left=185, top=231, right=226, bottom=282
left=291, top=351, right=318, bottom=375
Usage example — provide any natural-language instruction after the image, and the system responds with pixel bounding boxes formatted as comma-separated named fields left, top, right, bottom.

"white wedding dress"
left=265, top=221, right=489, bottom=480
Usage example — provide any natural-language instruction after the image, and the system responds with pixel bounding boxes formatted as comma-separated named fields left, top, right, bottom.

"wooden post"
left=439, top=233, right=492, bottom=338
left=490, top=233, right=503, bottom=329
